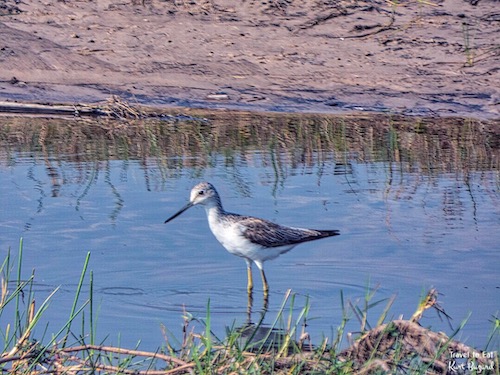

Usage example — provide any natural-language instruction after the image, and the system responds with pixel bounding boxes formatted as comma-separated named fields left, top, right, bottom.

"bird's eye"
left=198, top=190, right=205, bottom=195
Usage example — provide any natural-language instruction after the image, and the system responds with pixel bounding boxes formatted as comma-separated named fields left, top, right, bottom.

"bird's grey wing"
left=238, top=217, right=321, bottom=248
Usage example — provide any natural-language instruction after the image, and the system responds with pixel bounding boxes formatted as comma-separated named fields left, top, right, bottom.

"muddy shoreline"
left=0, top=0, right=499, bottom=119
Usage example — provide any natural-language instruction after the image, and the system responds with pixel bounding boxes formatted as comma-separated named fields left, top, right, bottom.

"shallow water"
left=0, top=113, right=498, bottom=351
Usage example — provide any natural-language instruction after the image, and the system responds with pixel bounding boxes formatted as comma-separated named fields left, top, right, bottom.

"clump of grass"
left=1, top=240, right=498, bottom=374
left=160, top=291, right=345, bottom=374
left=0, top=240, right=189, bottom=374
left=101, top=95, right=146, bottom=120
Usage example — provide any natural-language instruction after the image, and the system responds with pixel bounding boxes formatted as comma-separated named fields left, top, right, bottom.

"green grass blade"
left=63, top=251, right=91, bottom=347
left=14, top=238, right=23, bottom=337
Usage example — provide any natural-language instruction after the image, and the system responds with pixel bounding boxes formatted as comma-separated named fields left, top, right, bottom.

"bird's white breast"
left=206, top=208, right=295, bottom=263
left=208, top=212, right=251, bottom=256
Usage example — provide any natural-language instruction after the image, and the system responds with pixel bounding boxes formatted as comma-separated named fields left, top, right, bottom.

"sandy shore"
left=0, top=0, right=498, bottom=119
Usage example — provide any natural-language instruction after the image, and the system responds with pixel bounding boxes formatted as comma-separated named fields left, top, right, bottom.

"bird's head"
left=165, top=182, right=219, bottom=223
left=189, top=182, right=218, bottom=206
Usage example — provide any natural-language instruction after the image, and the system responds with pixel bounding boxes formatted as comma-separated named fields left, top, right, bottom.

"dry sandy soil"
left=0, top=0, right=499, bottom=119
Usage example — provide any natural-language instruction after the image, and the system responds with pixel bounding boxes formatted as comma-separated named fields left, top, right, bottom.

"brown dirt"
left=0, top=0, right=499, bottom=119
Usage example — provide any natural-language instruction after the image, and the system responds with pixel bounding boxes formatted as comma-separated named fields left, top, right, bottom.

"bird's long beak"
left=164, top=201, right=194, bottom=223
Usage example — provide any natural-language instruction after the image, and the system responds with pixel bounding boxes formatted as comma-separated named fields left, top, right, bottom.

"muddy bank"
left=0, top=0, right=499, bottom=119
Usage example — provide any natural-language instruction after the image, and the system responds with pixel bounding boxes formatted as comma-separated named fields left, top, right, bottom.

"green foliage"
left=1, top=242, right=497, bottom=374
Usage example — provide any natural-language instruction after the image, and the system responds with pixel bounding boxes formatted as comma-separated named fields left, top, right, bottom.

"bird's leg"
left=245, top=259, right=253, bottom=294
left=260, top=268, right=269, bottom=298
left=247, top=267, right=254, bottom=293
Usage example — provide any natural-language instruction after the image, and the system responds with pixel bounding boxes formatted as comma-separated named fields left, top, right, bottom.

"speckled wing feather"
left=237, top=216, right=339, bottom=248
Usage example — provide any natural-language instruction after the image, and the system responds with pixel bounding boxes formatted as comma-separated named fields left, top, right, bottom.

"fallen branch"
left=60, top=344, right=190, bottom=367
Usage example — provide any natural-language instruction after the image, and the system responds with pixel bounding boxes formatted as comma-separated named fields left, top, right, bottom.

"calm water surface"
left=0, top=114, right=498, bottom=350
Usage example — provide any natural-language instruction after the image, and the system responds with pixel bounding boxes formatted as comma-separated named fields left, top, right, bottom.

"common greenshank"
left=165, top=182, right=340, bottom=296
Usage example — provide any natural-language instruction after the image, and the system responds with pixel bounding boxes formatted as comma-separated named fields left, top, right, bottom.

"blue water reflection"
left=0, top=117, right=498, bottom=351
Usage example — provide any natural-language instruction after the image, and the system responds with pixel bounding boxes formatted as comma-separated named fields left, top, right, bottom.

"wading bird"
left=165, top=182, right=340, bottom=298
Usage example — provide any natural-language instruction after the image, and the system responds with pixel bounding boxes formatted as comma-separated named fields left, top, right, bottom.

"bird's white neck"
left=204, top=198, right=224, bottom=222
left=205, top=203, right=221, bottom=218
